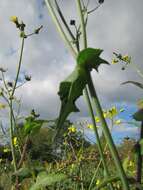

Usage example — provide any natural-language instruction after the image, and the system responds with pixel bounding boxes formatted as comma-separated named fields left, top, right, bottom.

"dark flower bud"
left=25, top=75, right=31, bottom=81
left=0, top=67, right=7, bottom=72
left=34, top=25, right=43, bottom=34
left=20, top=22, right=26, bottom=31
left=70, top=20, right=76, bottom=26
left=31, top=109, right=40, bottom=118
left=7, top=82, right=13, bottom=87
left=98, top=0, right=104, bottom=4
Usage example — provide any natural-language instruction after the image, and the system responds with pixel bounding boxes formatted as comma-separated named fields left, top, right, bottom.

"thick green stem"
left=76, top=1, right=114, bottom=190
left=76, top=0, right=129, bottom=189
left=45, top=0, right=113, bottom=188
left=87, top=73, right=130, bottom=190
left=83, top=88, right=113, bottom=187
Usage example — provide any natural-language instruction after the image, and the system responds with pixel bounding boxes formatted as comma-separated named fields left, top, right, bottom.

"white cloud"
left=0, top=0, right=143, bottom=132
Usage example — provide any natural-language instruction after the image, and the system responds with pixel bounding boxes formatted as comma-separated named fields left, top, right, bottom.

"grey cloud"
left=0, top=0, right=143, bottom=122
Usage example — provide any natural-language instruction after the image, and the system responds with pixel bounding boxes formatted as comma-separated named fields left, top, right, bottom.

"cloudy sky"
left=0, top=0, right=143, bottom=141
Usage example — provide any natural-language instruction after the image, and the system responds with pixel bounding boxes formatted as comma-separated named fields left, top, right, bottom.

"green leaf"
left=55, top=48, right=109, bottom=139
left=12, top=167, right=32, bottom=183
left=77, top=48, right=109, bottom=71
left=23, top=117, right=47, bottom=136
left=122, top=81, right=143, bottom=89
left=30, top=172, right=66, bottom=190
left=133, top=109, right=143, bottom=121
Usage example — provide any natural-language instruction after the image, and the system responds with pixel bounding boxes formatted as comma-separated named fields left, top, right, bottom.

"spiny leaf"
left=122, top=81, right=143, bottom=89
left=30, top=172, right=66, bottom=190
left=54, top=48, right=109, bottom=140
left=77, top=48, right=109, bottom=71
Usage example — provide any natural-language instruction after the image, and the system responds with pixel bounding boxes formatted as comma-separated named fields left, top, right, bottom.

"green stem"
left=76, top=0, right=129, bottom=189
left=45, top=1, right=113, bottom=188
left=9, top=37, right=25, bottom=172
left=76, top=1, right=114, bottom=190
left=11, top=37, right=25, bottom=97
left=87, top=73, right=130, bottom=190
left=9, top=99, right=17, bottom=171
left=84, top=88, right=112, bottom=186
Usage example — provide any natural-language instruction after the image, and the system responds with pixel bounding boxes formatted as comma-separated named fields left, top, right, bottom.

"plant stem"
left=136, top=121, right=143, bottom=190
left=11, top=37, right=25, bottom=97
left=45, top=0, right=77, bottom=58
left=9, top=37, right=25, bottom=172
left=76, top=0, right=129, bottom=189
left=76, top=1, right=114, bottom=190
left=87, top=73, right=130, bottom=190
left=45, top=1, right=113, bottom=188
left=9, top=98, right=17, bottom=171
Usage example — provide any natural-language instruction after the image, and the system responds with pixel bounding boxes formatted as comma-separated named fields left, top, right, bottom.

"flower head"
left=96, top=179, right=100, bottom=186
left=111, top=58, right=119, bottom=64
left=13, top=137, right=18, bottom=146
left=10, top=16, right=18, bottom=23
left=68, top=125, right=77, bottom=133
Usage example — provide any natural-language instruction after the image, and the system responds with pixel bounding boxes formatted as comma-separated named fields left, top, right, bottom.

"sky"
left=0, top=0, right=143, bottom=142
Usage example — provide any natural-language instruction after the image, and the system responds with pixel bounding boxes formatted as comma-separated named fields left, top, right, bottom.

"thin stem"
left=9, top=37, right=25, bottom=172
left=11, top=37, right=25, bottom=97
left=44, top=0, right=77, bottom=58
left=9, top=99, right=17, bottom=171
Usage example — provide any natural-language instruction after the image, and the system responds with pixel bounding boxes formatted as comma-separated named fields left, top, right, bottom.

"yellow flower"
left=107, top=106, right=118, bottom=118
left=0, top=103, right=6, bottom=109
left=114, top=119, right=121, bottom=125
left=95, top=116, right=100, bottom=123
left=111, top=58, right=119, bottom=64
left=68, top=125, right=77, bottom=133
left=87, top=124, right=99, bottom=129
left=13, top=137, right=18, bottom=146
left=96, top=179, right=100, bottom=185
left=122, top=55, right=131, bottom=63
left=10, top=16, right=18, bottom=23
left=3, top=148, right=10, bottom=153
left=87, top=124, right=94, bottom=129
left=129, top=161, right=134, bottom=167
left=103, top=112, right=108, bottom=118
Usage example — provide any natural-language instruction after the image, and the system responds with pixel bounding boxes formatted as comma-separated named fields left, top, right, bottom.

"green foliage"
left=56, top=48, right=109, bottom=137
left=12, top=167, right=32, bottom=183
left=30, top=172, right=67, bottom=190
left=22, top=116, right=47, bottom=136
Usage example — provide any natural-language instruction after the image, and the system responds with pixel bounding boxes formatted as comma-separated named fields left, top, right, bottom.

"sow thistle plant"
left=0, top=16, right=43, bottom=189
left=43, top=0, right=134, bottom=190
